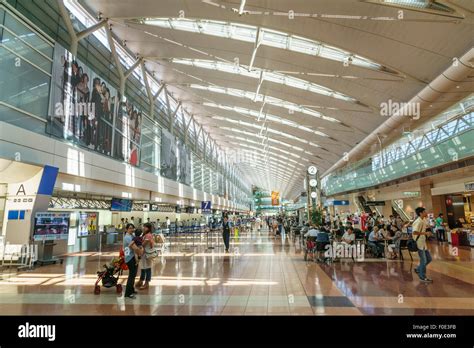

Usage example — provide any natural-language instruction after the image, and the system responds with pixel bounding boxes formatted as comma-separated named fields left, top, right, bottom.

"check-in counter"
left=78, top=234, right=99, bottom=252
left=101, top=226, right=120, bottom=246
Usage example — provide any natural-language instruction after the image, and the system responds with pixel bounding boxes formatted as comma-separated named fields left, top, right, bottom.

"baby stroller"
left=94, top=248, right=127, bottom=295
left=303, top=236, right=317, bottom=262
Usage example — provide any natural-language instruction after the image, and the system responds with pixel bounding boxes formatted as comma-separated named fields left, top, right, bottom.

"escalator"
left=357, top=196, right=374, bottom=214
left=391, top=200, right=411, bottom=222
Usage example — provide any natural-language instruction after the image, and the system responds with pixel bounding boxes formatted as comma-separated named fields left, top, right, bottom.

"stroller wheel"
left=94, top=285, right=100, bottom=295
left=116, top=284, right=123, bottom=294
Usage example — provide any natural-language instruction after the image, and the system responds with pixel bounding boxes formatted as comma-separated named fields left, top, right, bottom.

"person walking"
left=413, top=207, right=433, bottom=283
left=222, top=216, right=231, bottom=253
left=123, top=223, right=141, bottom=298
left=435, top=213, right=446, bottom=242
left=136, top=222, right=155, bottom=290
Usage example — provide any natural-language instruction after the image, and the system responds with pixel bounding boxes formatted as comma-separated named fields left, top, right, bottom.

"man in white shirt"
left=341, top=227, right=355, bottom=245
left=412, top=207, right=433, bottom=283
left=304, top=225, right=319, bottom=238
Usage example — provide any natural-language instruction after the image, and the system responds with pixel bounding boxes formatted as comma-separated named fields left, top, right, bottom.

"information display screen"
left=110, top=198, right=133, bottom=212
left=33, top=212, right=70, bottom=241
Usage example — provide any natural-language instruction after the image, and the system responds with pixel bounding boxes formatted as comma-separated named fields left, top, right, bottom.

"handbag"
left=144, top=246, right=158, bottom=260
left=407, top=235, right=420, bottom=252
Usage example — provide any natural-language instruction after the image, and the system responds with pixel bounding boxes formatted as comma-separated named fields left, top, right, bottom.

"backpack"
left=407, top=235, right=420, bottom=252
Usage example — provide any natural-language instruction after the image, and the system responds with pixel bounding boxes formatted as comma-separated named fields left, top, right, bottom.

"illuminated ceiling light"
left=371, top=0, right=460, bottom=17
left=226, top=135, right=305, bottom=160
left=219, top=127, right=312, bottom=153
left=203, top=102, right=329, bottom=138
left=168, top=58, right=362, bottom=104
left=137, top=18, right=400, bottom=74
left=229, top=143, right=300, bottom=166
left=190, top=84, right=340, bottom=123
left=214, top=117, right=322, bottom=148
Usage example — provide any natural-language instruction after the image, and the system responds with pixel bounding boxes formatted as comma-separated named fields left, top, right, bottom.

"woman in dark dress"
left=90, top=77, right=103, bottom=149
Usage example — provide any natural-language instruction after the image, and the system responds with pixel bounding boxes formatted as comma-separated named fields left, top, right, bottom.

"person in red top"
left=135, top=223, right=155, bottom=290
left=129, top=144, right=138, bottom=166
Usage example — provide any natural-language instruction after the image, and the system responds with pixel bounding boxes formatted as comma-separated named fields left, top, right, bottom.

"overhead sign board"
left=307, top=166, right=317, bottom=175
left=365, top=201, right=386, bottom=206
left=324, top=200, right=349, bottom=206
left=465, top=182, right=474, bottom=191
left=201, top=201, right=212, bottom=214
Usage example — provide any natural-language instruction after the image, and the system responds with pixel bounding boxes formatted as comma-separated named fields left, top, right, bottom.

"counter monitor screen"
left=110, top=198, right=133, bottom=212
left=33, top=212, right=70, bottom=241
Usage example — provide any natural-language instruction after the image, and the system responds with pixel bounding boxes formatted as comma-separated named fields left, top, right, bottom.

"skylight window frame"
left=140, top=17, right=398, bottom=74
left=172, top=58, right=357, bottom=103
left=190, top=84, right=341, bottom=123
left=204, top=102, right=330, bottom=138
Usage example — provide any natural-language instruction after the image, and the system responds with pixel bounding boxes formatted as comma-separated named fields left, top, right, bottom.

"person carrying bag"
left=135, top=223, right=155, bottom=290
left=411, top=207, right=433, bottom=283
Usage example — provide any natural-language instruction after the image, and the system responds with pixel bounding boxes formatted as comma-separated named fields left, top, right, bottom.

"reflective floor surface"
left=0, top=229, right=472, bottom=315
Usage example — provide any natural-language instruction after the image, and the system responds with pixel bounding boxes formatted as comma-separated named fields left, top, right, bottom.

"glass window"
left=3, top=12, right=53, bottom=58
left=0, top=47, right=50, bottom=118
left=456, top=118, right=470, bottom=133
left=443, top=119, right=457, bottom=136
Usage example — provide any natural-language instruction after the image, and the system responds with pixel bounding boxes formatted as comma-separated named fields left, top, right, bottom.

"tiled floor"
left=0, top=229, right=472, bottom=315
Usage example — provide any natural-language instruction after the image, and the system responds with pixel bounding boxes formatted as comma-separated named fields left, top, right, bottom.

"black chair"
left=398, top=239, right=413, bottom=261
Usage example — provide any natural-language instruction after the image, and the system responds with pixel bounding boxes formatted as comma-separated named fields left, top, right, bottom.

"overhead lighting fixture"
left=213, top=117, right=321, bottom=148
left=203, top=102, right=330, bottom=137
left=137, top=18, right=400, bottom=74
left=219, top=126, right=312, bottom=153
left=190, top=84, right=341, bottom=123
left=167, top=58, right=363, bottom=104
left=366, top=0, right=462, bottom=18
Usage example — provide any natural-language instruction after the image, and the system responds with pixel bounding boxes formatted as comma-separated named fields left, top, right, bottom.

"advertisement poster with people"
left=178, top=142, right=191, bottom=186
left=77, top=212, right=98, bottom=237
left=48, top=43, right=141, bottom=166
left=160, top=128, right=177, bottom=180
left=115, top=95, right=141, bottom=166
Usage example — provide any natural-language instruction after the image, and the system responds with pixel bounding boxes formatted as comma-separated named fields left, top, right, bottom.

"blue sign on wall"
left=201, top=201, right=211, bottom=213
left=325, top=200, right=350, bottom=206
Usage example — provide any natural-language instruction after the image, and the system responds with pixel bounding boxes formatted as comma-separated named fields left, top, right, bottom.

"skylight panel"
left=290, top=36, right=320, bottom=55
left=192, top=87, right=339, bottom=123
left=140, top=18, right=396, bottom=74
left=146, top=18, right=171, bottom=28
left=173, top=19, right=200, bottom=31
left=205, top=102, right=330, bottom=137
left=261, top=29, right=288, bottom=49
left=180, top=59, right=358, bottom=103
left=232, top=24, right=256, bottom=42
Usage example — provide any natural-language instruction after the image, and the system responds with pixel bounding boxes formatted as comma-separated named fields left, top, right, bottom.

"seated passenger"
left=315, top=227, right=331, bottom=262
left=304, top=225, right=319, bottom=238
left=368, top=227, right=385, bottom=258
left=387, top=227, right=402, bottom=259
left=341, top=227, right=355, bottom=245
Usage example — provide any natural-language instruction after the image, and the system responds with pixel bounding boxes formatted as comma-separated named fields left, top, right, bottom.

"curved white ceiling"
left=81, top=0, right=474, bottom=199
